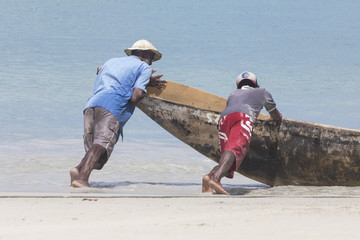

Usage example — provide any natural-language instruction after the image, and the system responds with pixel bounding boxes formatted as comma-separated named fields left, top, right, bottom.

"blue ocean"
left=0, top=0, right=359, bottom=195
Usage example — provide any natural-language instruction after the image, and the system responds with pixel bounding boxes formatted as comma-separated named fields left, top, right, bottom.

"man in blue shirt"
left=70, top=39, right=166, bottom=188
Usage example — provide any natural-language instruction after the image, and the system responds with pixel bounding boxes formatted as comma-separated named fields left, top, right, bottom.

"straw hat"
left=124, top=39, right=162, bottom=61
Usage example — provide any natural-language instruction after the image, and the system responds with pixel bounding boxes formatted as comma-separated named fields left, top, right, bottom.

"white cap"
left=236, top=71, right=257, bottom=87
left=124, top=39, right=162, bottom=61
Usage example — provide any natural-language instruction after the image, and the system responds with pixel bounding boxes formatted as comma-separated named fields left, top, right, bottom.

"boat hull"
left=137, top=96, right=360, bottom=186
left=137, top=80, right=360, bottom=186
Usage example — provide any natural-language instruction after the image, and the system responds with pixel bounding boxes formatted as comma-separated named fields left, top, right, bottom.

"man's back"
left=220, top=87, right=277, bottom=122
left=92, top=56, right=151, bottom=99
left=85, top=55, right=152, bottom=124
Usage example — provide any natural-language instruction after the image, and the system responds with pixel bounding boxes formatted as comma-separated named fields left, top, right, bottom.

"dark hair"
left=132, top=50, right=154, bottom=58
left=131, top=50, right=155, bottom=65
left=237, top=79, right=259, bottom=89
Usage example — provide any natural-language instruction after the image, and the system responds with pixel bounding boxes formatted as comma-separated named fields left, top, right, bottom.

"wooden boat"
left=137, top=81, right=360, bottom=186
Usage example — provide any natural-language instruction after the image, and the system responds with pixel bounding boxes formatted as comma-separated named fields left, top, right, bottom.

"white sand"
left=1, top=194, right=360, bottom=240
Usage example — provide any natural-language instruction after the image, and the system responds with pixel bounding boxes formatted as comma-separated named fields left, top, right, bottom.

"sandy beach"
left=1, top=193, right=360, bottom=240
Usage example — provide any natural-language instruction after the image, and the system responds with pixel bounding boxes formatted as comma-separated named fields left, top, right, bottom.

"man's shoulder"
left=253, top=87, right=270, bottom=94
left=231, top=88, right=272, bottom=98
left=258, top=87, right=272, bottom=94
left=231, top=88, right=266, bottom=93
left=106, top=56, right=135, bottom=63
left=104, top=56, right=149, bottom=69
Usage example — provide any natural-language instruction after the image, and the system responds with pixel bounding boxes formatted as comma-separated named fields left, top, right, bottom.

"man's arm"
left=130, top=69, right=166, bottom=104
left=265, top=108, right=282, bottom=122
left=129, top=88, right=146, bottom=104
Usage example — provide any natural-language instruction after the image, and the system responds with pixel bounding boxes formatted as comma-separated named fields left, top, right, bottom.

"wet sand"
left=1, top=193, right=360, bottom=240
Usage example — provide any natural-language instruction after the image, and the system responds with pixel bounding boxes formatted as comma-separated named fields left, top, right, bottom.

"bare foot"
left=202, top=174, right=214, bottom=193
left=71, top=179, right=89, bottom=188
left=70, top=168, right=79, bottom=185
left=209, top=180, right=230, bottom=195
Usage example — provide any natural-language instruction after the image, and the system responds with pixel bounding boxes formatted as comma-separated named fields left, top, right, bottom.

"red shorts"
left=218, top=112, right=253, bottom=178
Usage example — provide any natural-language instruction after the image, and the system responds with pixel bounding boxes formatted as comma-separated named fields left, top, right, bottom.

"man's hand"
left=265, top=109, right=283, bottom=122
left=96, top=66, right=102, bottom=75
left=148, top=69, right=167, bottom=89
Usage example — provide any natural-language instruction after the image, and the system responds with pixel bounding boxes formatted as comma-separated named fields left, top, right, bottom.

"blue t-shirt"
left=85, top=56, right=151, bottom=124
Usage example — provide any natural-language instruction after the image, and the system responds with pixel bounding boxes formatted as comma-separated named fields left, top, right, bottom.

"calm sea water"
left=0, top=0, right=359, bottom=195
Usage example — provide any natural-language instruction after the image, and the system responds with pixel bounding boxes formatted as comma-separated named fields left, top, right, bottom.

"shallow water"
left=0, top=0, right=359, bottom=195
left=0, top=138, right=262, bottom=194
left=2, top=138, right=360, bottom=197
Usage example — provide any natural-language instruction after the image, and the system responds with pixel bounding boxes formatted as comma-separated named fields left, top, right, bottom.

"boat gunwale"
left=142, top=95, right=360, bottom=135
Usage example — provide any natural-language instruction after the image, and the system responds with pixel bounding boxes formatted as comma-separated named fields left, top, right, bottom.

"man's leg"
left=70, top=107, right=120, bottom=187
left=71, top=144, right=107, bottom=188
left=202, top=174, right=213, bottom=193
left=71, top=108, right=95, bottom=184
left=70, top=157, right=105, bottom=183
left=70, top=168, right=80, bottom=184
left=202, top=150, right=236, bottom=195
left=70, top=149, right=107, bottom=184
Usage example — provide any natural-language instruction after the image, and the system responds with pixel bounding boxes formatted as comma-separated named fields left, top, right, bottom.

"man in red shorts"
left=202, top=71, right=282, bottom=195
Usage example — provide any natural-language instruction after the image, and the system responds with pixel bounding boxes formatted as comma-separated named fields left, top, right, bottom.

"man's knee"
left=94, top=155, right=108, bottom=170
left=90, top=144, right=108, bottom=170
left=90, top=144, right=106, bottom=155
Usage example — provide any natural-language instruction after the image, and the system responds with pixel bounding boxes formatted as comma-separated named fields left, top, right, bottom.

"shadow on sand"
left=84, top=181, right=269, bottom=196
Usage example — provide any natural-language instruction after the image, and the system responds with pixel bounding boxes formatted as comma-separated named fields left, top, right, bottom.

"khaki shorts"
left=83, top=107, right=121, bottom=165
